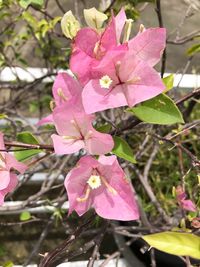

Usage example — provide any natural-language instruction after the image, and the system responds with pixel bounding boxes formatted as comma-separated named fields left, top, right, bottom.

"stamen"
left=99, top=75, right=113, bottom=89
left=101, top=176, right=117, bottom=195
left=77, top=187, right=91, bottom=202
left=84, top=130, right=93, bottom=140
left=87, top=175, right=101, bottom=189
left=57, top=88, right=68, bottom=101
left=139, top=24, right=145, bottom=33
left=126, top=76, right=141, bottom=85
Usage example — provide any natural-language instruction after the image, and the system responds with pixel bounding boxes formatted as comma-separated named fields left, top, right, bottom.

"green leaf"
left=20, top=211, right=31, bottom=221
left=14, top=131, right=42, bottom=161
left=96, top=123, right=112, bottom=133
left=162, top=74, right=174, bottom=93
left=187, top=43, right=200, bottom=56
left=112, top=136, right=136, bottom=163
left=128, top=94, right=184, bottom=125
left=142, top=231, right=200, bottom=259
left=0, top=114, right=8, bottom=119
left=19, top=0, right=44, bottom=9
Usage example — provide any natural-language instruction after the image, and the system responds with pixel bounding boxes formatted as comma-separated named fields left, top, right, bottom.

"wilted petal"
left=128, top=28, right=166, bottom=66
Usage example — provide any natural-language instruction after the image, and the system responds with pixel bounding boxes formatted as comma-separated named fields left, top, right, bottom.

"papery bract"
left=38, top=72, right=82, bottom=126
left=51, top=105, right=114, bottom=155
left=82, top=49, right=165, bottom=114
left=65, top=155, right=139, bottom=220
left=128, top=27, right=166, bottom=67
left=0, top=132, right=27, bottom=205
left=176, top=186, right=196, bottom=212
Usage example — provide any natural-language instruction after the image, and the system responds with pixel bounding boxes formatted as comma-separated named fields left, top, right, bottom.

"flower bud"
left=61, top=10, right=80, bottom=39
left=83, top=7, right=108, bottom=30
left=122, top=19, right=133, bottom=43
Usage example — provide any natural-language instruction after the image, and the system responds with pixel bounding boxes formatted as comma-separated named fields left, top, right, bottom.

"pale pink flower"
left=82, top=49, right=165, bottom=114
left=0, top=132, right=27, bottom=205
left=176, top=186, right=196, bottom=212
left=70, top=12, right=124, bottom=85
left=38, top=72, right=82, bottom=126
left=65, top=155, right=139, bottom=220
left=51, top=105, right=114, bottom=155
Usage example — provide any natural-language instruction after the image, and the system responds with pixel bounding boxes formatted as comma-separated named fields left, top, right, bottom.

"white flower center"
left=87, top=175, right=101, bottom=189
left=99, top=75, right=113, bottom=89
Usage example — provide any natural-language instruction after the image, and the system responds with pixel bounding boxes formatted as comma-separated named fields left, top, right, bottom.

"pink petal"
left=0, top=171, right=10, bottom=190
left=181, top=199, right=196, bottom=212
left=65, top=156, right=98, bottom=215
left=94, top=155, right=139, bottom=220
left=82, top=80, right=128, bottom=114
left=51, top=134, right=85, bottom=155
left=0, top=173, right=17, bottom=206
left=115, top=8, right=127, bottom=43
left=74, top=28, right=99, bottom=57
left=70, top=49, right=98, bottom=86
left=100, top=16, right=117, bottom=51
left=53, top=72, right=81, bottom=106
left=37, top=114, right=54, bottom=126
left=128, top=28, right=166, bottom=66
left=85, top=129, right=114, bottom=155
left=5, top=153, right=27, bottom=173
left=122, top=61, right=165, bottom=107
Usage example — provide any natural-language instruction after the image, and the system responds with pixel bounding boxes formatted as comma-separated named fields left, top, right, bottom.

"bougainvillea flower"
left=128, top=27, right=166, bottom=67
left=0, top=132, right=27, bottom=205
left=70, top=10, right=127, bottom=85
left=176, top=186, right=196, bottom=212
left=65, top=155, right=139, bottom=220
left=82, top=49, right=165, bottom=114
left=38, top=72, right=82, bottom=125
left=51, top=105, right=114, bottom=155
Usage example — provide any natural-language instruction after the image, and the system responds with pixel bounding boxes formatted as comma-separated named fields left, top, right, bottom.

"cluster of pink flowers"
left=1, top=8, right=168, bottom=221
left=38, top=8, right=167, bottom=221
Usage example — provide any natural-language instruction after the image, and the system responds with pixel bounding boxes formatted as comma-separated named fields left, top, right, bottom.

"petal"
left=51, top=134, right=85, bottom=155
left=123, top=61, right=165, bottom=107
left=100, top=15, right=117, bottom=51
left=70, top=49, right=97, bottom=86
left=82, top=80, right=128, bottom=114
left=53, top=72, right=81, bottom=106
left=37, top=114, right=54, bottom=126
left=74, top=28, right=99, bottom=56
left=181, top=199, right=196, bottom=212
left=0, top=171, right=10, bottom=190
left=5, top=153, right=27, bottom=173
left=65, top=156, right=97, bottom=215
left=85, top=129, right=114, bottom=155
left=0, top=173, right=17, bottom=206
left=115, top=8, right=127, bottom=43
left=128, top=28, right=166, bottom=66
left=93, top=156, right=139, bottom=220
left=52, top=104, right=93, bottom=136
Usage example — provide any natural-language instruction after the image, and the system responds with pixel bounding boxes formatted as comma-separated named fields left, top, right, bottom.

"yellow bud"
left=83, top=7, right=108, bottom=30
left=61, top=10, right=81, bottom=39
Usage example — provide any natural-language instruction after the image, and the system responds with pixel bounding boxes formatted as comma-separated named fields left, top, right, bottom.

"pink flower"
left=70, top=13, right=121, bottom=85
left=65, top=155, right=139, bottom=220
left=0, top=132, right=27, bottom=205
left=82, top=49, right=165, bottom=114
left=38, top=72, right=82, bottom=126
left=51, top=104, right=114, bottom=155
left=176, top=186, right=196, bottom=212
